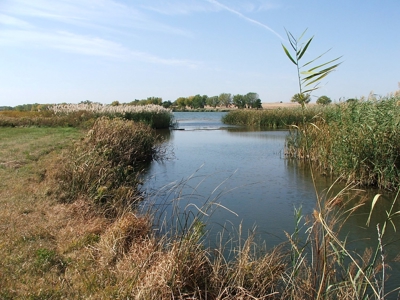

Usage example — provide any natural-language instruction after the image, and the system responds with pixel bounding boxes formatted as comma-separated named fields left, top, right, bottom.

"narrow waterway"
left=142, top=111, right=400, bottom=296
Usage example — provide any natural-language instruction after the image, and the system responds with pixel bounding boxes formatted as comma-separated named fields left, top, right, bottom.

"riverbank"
left=1, top=118, right=397, bottom=298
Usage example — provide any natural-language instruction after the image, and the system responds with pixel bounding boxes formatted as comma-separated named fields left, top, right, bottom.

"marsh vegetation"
left=1, top=102, right=399, bottom=298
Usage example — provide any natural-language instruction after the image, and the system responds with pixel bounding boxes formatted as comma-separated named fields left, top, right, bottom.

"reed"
left=222, top=106, right=325, bottom=128
left=51, top=103, right=175, bottom=129
left=286, top=96, right=400, bottom=189
left=54, top=117, right=163, bottom=217
left=0, top=103, right=174, bottom=129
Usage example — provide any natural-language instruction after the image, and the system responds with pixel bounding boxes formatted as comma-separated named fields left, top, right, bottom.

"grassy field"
left=0, top=127, right=83, bottom=298
left=0, top=118, right=398, bottom=299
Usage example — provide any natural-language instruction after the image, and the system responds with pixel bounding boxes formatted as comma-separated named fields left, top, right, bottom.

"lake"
left=142, top=111, right=400, bottom=295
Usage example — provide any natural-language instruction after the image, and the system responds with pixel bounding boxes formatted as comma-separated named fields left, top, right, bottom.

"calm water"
left=142, top=111, right=400, bottom=295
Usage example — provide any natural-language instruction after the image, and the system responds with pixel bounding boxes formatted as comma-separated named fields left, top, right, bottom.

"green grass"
left=0, top=127, right=82, bottom=165
left=0, top=126, right=83, bottom=298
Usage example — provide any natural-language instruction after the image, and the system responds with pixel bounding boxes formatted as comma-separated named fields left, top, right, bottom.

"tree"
left=291, top=93, right=311, bottom=105
left=192, top=94, right=206, bottom=109
left=219, top=93, right=232, bottom=108
left=175, top=97, right=187, bottom=108
left=206, top=96, right=220, bottom=108
left=245, top=92, right=259, bottom=108
left=146, top=97, right=162, bottom=105
left=162, top=100, right=172, bottom=108
left=185, top=96, right=194, bottom=108
left=254, top=98, right=262, bottom=109
left=282, top=28, right=342, bottom=107
left=111, top=100, right=120, bottom=106
left=233, top=94, right=246, bottom=109
left=316, top=95, right=332, bottom=105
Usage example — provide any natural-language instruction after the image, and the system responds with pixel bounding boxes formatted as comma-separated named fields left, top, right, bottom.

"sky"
left=0, top=0, right=399, bottom=106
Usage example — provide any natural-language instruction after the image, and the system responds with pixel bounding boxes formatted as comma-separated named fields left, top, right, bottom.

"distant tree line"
left=173, top=92, right=262, bottom=109
left=0, top=103, right=52, bottom=111
left=1, top=93, right=263, bottom=111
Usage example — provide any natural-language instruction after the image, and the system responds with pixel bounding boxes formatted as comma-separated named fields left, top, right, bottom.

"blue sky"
left=1, top=0, right=399, bottom=106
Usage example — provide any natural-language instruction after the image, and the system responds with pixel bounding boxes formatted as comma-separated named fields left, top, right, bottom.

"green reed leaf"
left=282, top=44, right=297, bottom=65
left=298, top=37, right=313, bottom=60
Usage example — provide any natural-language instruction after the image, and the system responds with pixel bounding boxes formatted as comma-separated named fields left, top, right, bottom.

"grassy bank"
left=1, top=118, right=398, bottom=298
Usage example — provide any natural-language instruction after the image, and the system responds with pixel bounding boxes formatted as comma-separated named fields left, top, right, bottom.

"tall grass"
left=0, top=110, right=97, bottom=128
left=54, top=117, right=164, bottom=217
left=286, top=96, right=400, bottom=189
left=222, top=106, right=324, bottom=128
left=0, top=103, right=174, bottom=129
left=51, top=103, right=175, bottom=129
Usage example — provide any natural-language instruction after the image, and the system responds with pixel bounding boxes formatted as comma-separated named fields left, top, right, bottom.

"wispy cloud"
left=0, top=0, right=199, bottom=67
left=206, top=0, right=283, bottom=40
left=140, top=0, right=216, bottom=15
left=0, top=13, right=33, bottom=29
left=131, top=51, right=202, bottom=68
left=0, top=28, right=201, bottom=68
left=3, top=0, right=192, bottom=37
left=0, top=29, right=131, bottom=58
